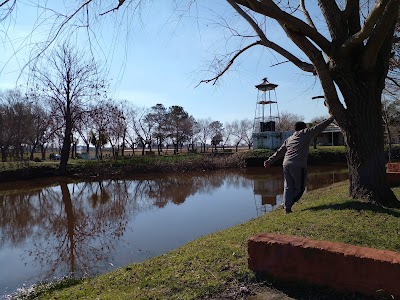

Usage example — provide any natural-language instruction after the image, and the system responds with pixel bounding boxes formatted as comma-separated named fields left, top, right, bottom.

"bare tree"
left=89, top=99, right=118, bottom=160
left=222, top=121, right=234, bottom=150
left=383, top=19, right=400, bottom=159
left=276, top=111, right=304, bottom=132
left=0, top=89, right=33, bottom=161
left=130, top=106, right=153, bottom=156
left=106, top=101, right=128, bottom=159
left=385, top=18, right=400, bottom=100
left=229, top=120, right=243, bottom=152
left=186, top=116, right=200, bottom=152
left=197, top=118, right=212, bottom=153
left=240, top=118, right=253, bottom=150
left=27, top=102, right=52, bottom=161
left=382, top=97, right=400, bottom=162
left=125, top=105, right=139, bottom=156
left=31, top=43, right=106, bottom=173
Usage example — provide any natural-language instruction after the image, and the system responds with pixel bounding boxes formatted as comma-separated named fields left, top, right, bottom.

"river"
left=0, top=165, right=348, bottom=298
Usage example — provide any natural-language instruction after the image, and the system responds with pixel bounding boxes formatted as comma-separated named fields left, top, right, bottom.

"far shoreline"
left=0, top=147, right=349, bottom=184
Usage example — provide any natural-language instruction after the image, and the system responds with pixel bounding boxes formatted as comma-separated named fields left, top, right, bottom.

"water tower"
left=252, top=78, right=292, bottom=149
left=253, top=78, right=280, bottom=133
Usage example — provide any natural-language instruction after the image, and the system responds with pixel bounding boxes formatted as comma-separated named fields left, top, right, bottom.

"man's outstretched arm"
left=264, top=143, right=287, bottom=167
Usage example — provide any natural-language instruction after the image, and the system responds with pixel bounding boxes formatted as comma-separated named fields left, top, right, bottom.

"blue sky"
left=0, top=1, right=329, bottom=124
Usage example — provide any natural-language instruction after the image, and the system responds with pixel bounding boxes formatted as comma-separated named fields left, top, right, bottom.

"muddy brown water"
left=0, top=166, right=348, bottom=298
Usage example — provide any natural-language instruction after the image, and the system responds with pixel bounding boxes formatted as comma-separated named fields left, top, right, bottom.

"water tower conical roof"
left=255, top=78, right=278, bottom=91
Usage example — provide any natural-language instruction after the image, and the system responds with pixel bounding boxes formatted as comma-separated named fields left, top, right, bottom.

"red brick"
left=248, top=233, right=400, bottom=298
left=387, top=163, right=400, bottom=173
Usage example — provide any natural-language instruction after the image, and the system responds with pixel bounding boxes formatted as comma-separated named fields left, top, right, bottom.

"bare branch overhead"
left=0, top=0, right=12, bottom=7
left=0, top=0, right=15, bottom=21
left=300, top=0, right=316, bottom=28
left=226, top=0, right=314, bottom=73
left=318, top=0, right=345, bottom=40
left=197, top=41, right=261, bottom=86
left=282, top=26, right=346, bottom=123
left=343, top=0, right=361, bottom=36
left=387, top=76, right=400, bottom=88
left=233, top=0, right=332, bottom=54
left=362, top=0, right=400, bottom=69
left=100, top=0, right=126, bottom=16
left=341, top=0, right=389, bottom=55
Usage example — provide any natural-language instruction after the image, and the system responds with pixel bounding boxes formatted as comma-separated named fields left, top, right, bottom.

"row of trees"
left=0, top=88, right=255, bottom=163
left=1, top=44, right=309, bottom=170
left=0, top=85, right=307, bottom=166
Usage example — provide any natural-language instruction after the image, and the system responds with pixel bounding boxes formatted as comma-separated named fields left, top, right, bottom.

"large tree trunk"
left=29, top=144, right=37, bottom=161
left=59, top=130, right=71, bottom=174
left=339, top=81, right=398, bottom=207
left=59, top=110, right=72, bottom=175
left=40, top=144, right=46, bottom=160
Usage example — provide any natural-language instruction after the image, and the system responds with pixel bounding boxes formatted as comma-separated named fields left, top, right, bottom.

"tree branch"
left=341, top=0, right=388, bottom=55
left=226, top=0, right=314, bottom=73
left=0, top=0, right=15, bottom=21
left=233, top=0, right=332, bottom=55
left=318, top=0, right=345, bottom=40
left=100, top=0, right=126, bottom=16
left=226, top=0, right=268, bottom=43
left=343, top=0, right=361, bottom=36
left=0, top=0, right=11, bottom=7
left=343, top=0, right=358, bottom=19
left=197, top=41, right=261, bottom=86
left=387, top=76, right=400, bottom=88
left=283, top=26, right=346, bottom=125
left=260, top=38, right=315, bottom=73
left=300, top=0, right=316, bottom=28
left=362, top=0, right=399, bottom=69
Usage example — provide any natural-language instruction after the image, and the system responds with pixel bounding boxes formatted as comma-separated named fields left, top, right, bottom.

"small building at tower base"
left=252, top=131, right=292, bottom=150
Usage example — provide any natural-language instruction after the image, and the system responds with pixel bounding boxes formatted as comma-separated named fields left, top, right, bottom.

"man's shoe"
left=285, top=209, right=292, bottom=214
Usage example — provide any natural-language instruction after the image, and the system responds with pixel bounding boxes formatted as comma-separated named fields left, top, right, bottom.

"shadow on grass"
left=303, top=201, right=400, bottom=218
left=253, top=275, right=382, bottom=300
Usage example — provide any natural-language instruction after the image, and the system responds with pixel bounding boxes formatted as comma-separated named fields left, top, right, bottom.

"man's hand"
left=264, top=160, right=271, bottom=168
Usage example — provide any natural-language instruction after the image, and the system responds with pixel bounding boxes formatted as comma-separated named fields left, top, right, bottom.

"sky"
left=0, top=1, right=329, bottom=124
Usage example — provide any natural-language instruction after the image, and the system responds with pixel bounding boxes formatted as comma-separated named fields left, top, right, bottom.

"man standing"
left=264, top=116, right=335, bottom=213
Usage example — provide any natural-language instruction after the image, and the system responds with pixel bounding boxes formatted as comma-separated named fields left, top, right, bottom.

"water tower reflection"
left=246, top=166, right=348, bottom=215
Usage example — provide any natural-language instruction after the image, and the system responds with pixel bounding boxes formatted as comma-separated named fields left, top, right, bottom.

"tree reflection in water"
left=25, top=180, right=129, bottom=279
left=0, top=166, right=348, bottom=296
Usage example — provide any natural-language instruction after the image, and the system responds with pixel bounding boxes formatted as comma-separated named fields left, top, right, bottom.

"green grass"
left=25, top=181, right=400, bottom=300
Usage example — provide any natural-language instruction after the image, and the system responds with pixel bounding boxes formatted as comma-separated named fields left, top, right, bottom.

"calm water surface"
left=0, top=166, right=348, bottom=298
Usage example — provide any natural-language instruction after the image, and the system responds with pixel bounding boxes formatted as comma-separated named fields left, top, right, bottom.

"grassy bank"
left=21, top=181, right=400, bottom=300
left=0, top=152, right=246, bottom=182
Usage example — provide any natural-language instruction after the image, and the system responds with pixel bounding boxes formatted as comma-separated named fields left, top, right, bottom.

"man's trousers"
left=283, top=165, right=307, bottom=212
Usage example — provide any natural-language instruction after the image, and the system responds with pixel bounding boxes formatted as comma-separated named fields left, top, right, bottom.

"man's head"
left=294, top=121, right=307, bottom=131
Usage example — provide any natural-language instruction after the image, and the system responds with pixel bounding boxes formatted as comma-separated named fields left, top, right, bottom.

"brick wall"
left=248, top=233, right=400, bottom=298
